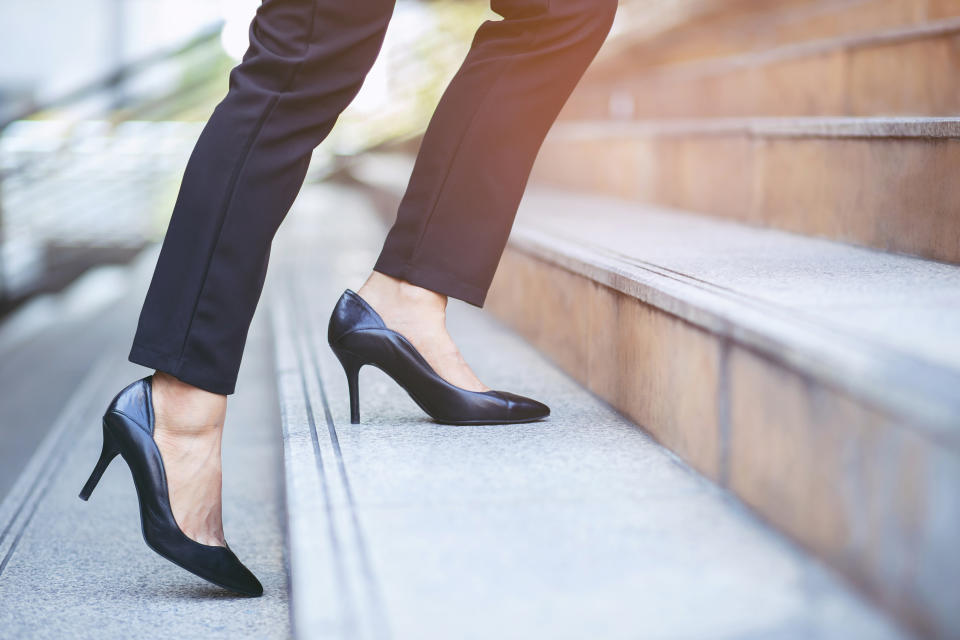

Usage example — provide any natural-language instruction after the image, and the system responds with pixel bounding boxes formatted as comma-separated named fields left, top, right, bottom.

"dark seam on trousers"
left=173, top=4, right=319, bottom=368
left=405, top=9, right=545, bottom=266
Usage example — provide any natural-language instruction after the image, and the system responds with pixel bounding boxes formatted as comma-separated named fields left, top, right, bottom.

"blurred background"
left=0, top=0, right=500, bottom=313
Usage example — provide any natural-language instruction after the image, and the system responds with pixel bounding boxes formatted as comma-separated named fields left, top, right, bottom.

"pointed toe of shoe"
left=219, top=546, right=264, bottom=597
left=229, top=563, right=264, bottom=597
left=216, top=552, right=263, bottom=597
left=235, top=571, right=264, bottom=598
left=495, top=391, right=551, bottom=422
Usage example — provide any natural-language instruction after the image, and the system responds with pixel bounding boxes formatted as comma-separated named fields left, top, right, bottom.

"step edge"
left=506, top=223, right=960, bottom=449
left=549, top=116, right=960, bottom=140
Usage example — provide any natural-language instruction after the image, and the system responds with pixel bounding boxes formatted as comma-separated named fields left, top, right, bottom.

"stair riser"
left=597, top=0, right=953, bottom=75
left=566, top=25, right=960, bottom=119
left=486, top=247, right=960, bottom=639
left=532, top=132, right=960, bottom=264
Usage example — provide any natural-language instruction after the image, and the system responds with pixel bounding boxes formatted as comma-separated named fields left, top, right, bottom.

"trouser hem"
left=372, top=259, right=488, bottom=308
left=128, top=342, right=237, bottom=395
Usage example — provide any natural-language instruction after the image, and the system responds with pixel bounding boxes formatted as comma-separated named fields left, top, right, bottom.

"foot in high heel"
left=79, top=375, right=263, bottom=596
left=327, top=289, right=551, bottom=425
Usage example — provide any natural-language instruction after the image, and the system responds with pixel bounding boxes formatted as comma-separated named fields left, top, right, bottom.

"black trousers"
left=128, top=0, right=616, bottom=395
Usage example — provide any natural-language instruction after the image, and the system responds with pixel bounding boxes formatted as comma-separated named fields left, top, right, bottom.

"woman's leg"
left=127, top=0, right=396, bottom=542
left=130, top=0, right=397, bottom=396
left=361, top=0, right=617, bottom=390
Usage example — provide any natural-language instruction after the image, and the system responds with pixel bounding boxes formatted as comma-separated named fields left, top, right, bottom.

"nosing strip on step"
left=272, top=280, right=357, bottom=637
left=288, top=286, right=359, bottom=636
left=295, top=274, right=391, bottom=640
left=276, top=271, right=390, bottom=640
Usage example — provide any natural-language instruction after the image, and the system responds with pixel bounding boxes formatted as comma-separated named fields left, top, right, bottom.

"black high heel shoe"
left=78, top=375, right=263, bottom=596
left=327, top=289, right=550, bottom=425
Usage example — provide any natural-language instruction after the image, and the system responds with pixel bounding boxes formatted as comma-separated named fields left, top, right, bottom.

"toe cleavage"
left=327, top=289, right=551, bottom=425
left=78, top=375, right=263, bottom=597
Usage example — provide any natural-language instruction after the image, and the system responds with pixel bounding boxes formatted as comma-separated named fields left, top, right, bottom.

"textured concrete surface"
left=267, top=181, right=908, bottom=640
left=0, top=249, right=290, bottom=639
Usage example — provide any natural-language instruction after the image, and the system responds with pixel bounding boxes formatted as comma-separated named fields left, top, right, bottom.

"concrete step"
left=0, top=246, right=290, bottom=637
left=600, top=0, right=956, bottom=74
left=344, top=153, right=960, bottom=639
left=564, top=15, right=960, bottom=119
left=530, top=116, right=960, bottom=264
left=265, top=179, right=908, bottom=639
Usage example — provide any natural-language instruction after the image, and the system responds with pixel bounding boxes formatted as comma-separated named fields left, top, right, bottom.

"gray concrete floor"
left=0, top=248, right=290, bottom=638
left=267, top=181, right=911, bottom=640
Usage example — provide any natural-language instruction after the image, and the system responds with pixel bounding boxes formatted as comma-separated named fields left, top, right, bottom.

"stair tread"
left=265, top=180, right=906, bottom=639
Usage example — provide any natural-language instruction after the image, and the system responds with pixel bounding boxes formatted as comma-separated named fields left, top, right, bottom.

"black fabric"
left=129, top=0, right=616, bottom=395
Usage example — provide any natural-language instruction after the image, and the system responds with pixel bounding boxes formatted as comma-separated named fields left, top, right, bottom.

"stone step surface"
left=0, top=245, right=290, bottom=638
left=265, top=178, right=909, bottom=640
left=600, top=0, right=956, bottom=74
left=565, top=15, right=960, bottom=119
left=345, top=153, right=960, bottom=639
left=530, top=117, right=960, bottom=264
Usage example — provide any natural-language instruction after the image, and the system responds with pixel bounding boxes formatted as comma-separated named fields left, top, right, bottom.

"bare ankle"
left=359, top=271, right=447, bottom=317
left=152, top=371, right=226, bottom=437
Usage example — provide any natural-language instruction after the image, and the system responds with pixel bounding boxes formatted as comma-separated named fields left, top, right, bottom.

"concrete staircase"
left=504, top=2, right=960, bottom=637
left=340, top=3, right=960, bottom=637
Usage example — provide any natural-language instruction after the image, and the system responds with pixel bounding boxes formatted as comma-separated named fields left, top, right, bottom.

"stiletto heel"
left=327, top=289, right=550, bottom=425
left=332, top=346, right=364, bottom=424
left=78, top=374, right=263, bottom=596
left=78, top=421, right=120, bottom=501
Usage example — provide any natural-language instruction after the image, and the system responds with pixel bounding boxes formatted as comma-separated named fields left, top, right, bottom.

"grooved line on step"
left=295, top=274, right=391, bottom=640
left=285, top=276, right=358, bottom=636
